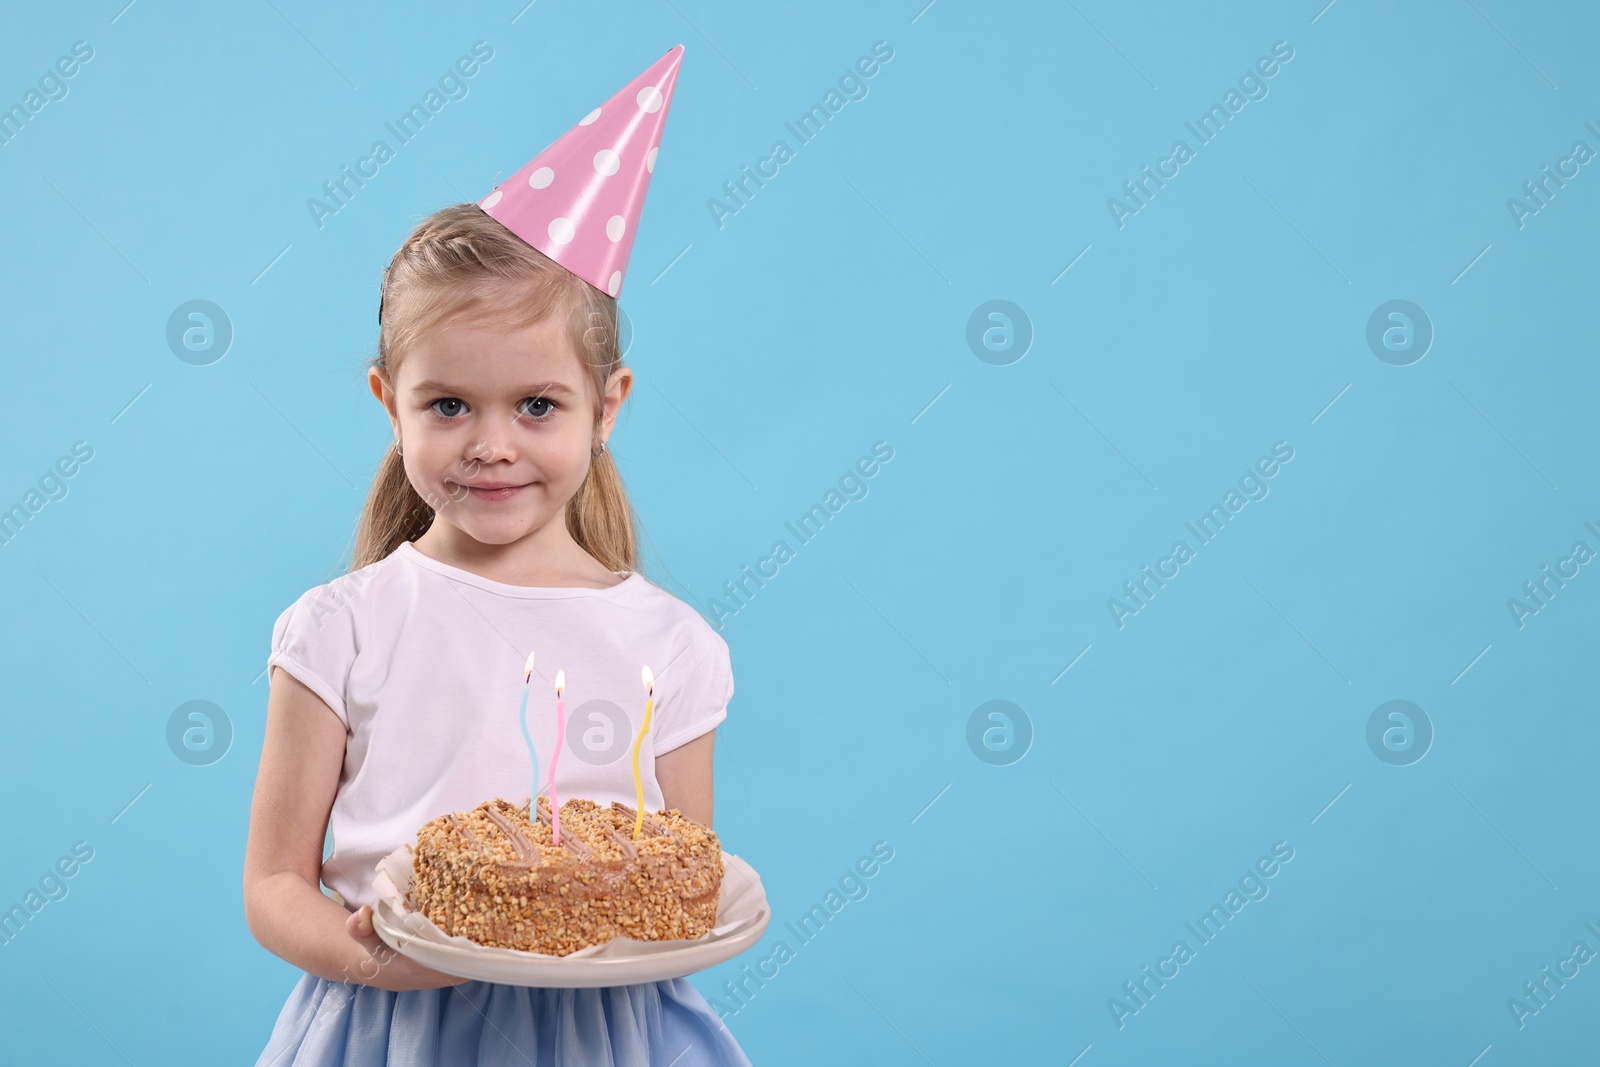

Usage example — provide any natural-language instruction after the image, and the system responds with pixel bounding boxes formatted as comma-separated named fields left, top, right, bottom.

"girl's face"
left=370, top=310, right=628, bottom=549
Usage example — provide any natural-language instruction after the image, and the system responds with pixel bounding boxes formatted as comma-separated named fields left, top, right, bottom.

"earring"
left=395, top=437, right=404, bottom=457
left=592, top=440, right=608, bottom=457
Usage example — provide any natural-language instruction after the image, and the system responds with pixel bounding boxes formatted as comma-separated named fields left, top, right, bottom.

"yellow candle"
left=631, top=665, right=654, bottom=839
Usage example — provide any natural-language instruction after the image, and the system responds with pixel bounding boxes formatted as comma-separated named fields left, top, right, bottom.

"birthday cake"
left=408, top=796, right=723, bottom=956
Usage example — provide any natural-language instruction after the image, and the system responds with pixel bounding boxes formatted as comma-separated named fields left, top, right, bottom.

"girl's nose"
left=466, top=417, right=519, bottom=463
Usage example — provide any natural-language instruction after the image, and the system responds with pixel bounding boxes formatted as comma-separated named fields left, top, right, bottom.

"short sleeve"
left=267, top=582, right=358, bottom=727
left=651, top=630, right=733, bottom=754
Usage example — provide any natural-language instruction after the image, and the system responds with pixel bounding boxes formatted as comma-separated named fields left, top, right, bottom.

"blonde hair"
left=349, top=203, right=639, bottom=574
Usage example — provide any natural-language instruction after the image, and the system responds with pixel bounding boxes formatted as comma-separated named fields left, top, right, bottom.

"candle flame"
left=523, top=650, right=537, bottom=679
left=641, top=664, right=654, bottom=692
left=554, top=669, right=565, bottom=693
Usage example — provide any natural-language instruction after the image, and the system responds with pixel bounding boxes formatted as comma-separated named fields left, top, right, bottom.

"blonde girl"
left=244, top=203, right=751, bottom=1066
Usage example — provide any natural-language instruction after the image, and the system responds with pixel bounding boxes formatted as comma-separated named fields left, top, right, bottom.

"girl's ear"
left=602, top=366, right=633, bottom=428
left=368, top=366, right=399, bottom=422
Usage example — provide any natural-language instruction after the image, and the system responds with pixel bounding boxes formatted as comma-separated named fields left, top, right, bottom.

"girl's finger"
left=347, top=904, right=375, bottom=939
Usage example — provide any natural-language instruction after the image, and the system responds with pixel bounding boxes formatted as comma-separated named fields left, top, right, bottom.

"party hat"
left=478, top=45, right=684, bottom=299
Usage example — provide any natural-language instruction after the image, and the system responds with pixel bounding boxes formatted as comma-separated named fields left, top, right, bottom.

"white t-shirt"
left=266, top=539, right=732, bottom=908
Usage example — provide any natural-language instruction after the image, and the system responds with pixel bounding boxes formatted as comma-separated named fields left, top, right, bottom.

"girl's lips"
left=461, top=482, right=529, bottom=501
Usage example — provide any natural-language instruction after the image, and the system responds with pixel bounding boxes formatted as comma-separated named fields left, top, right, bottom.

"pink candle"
left=549, top=670, right=566, bottom=846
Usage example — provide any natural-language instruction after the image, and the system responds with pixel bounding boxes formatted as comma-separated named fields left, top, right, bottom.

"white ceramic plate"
left=369, top=844, right=770, bottom=987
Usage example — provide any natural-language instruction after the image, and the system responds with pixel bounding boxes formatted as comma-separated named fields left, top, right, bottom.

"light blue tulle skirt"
left=254, top=972, right=751, bottom=1067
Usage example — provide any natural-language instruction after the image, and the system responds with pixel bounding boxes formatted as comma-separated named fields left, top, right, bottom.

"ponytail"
left=350, top=443, right=434, bottom=571
left=565, top=443, right=638, bottom=575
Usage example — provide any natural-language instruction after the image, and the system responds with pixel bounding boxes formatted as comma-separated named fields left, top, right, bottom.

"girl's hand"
left=343, top=904, right=471, bottom=992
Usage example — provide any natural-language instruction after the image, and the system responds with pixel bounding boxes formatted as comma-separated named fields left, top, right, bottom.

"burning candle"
left=549, top=670, right=566, bottom=846
left=631, top=665, right=654, bottom=839
left=516, top=651, right=539, bottom=814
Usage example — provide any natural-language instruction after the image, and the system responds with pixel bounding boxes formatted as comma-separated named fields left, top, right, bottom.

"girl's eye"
left=520, top=397, right=558, bottom=421
left=430, top=398, right=467, bottom=419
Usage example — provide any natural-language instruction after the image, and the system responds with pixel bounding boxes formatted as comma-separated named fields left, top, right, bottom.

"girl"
left=242, top=195, right=752, bottom=1065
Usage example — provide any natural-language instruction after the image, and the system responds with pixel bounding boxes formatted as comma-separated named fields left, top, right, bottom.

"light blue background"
left=1, top=1, right=1596, bottom=1063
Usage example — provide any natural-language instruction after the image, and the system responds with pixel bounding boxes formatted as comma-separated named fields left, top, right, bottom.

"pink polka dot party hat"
left=478, top=44, right=684, bottom=299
